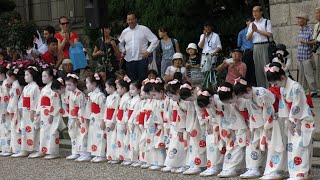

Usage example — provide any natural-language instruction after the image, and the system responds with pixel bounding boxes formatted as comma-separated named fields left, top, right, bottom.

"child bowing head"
left=116, top=75, right=131, bottom=96
left=86, top=73, right=105, bottom=94
left=233, top=78, right=253, bottom=99
left=165, top=79, right=182, bottom=101
left=196, top=88, right=215, bottom=108
left=217, top=82, right=236, bottom=104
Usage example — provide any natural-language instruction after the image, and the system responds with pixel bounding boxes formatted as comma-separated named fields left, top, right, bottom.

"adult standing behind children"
left=119, top=12, right=159, bottom=81
left=158, top=27, right=180, bottom=78
left=246, top=6, right=273, bottom=88
left=198, top=22, right=222, bottom=66
left=54, top=16, right=79, bottom=59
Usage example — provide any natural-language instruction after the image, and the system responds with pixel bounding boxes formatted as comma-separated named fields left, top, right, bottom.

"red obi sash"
left=240, top=110, right=249, bottom=121
left=117, top=109, right=124, bottom=121
left=128, top=109, right=134, bottom=120
left=172, top=110, right=178, bottom=122
left=202, top=109, right=209, bottom=119
left=138, top=111, right=145, bottom=125
left=40, top=96, right=51, bottom=106
left=23, top=96, right=31, bottom=109
left=215, top=110, right=224, bottom=116
left=106, top=108, right=115, bottom=120
left=145, top=110, right=152, bottom=121
left=91, top=102, right=100, bottom=114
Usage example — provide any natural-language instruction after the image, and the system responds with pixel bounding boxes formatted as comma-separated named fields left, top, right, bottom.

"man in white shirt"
left=119, top=12, right=159, bottom=81
left=246, top=6, right=273, bottom=88
left=198, top=22, right=222, bottom=68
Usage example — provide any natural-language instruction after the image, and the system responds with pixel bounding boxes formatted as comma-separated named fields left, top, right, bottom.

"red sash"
left=138, top=112, right=145, bottom=125
left=161, top=112, right=167, bottom=123
left=172, top=110, right=178, bottom=122
left=202, top=109, right=209, bottom=119
left=215, top=110, right=224, bottom=116
left=145, top=110, right=152, bottom=121
left=40, top=96, right=51, bottom=106
left=91, top=102, right=100, bottom=114
left=128, top=109, right=134, bottom=120
left=106, top=108, right=115, bottom=120
left=117, top=109, right=124, bottom=121
left=240, top=110, right=249, bottom=121
left=23, top=96, right=31, bottom=109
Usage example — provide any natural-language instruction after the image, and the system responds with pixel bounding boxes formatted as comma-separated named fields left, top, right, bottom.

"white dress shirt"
left=119, top=24, right=159, bottom=62
left=246, top=18, right=272, bottom=43
left=198, top=32, right=222, bottom=54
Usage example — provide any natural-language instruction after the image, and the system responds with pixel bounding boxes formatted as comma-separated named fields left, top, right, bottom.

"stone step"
left=313, top=141, right=320, bottom=157
left=59, top=139, right=72, bottom=149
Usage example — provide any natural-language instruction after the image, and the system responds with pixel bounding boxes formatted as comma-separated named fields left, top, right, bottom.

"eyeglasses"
left=60, top=22, right=69, bottom=25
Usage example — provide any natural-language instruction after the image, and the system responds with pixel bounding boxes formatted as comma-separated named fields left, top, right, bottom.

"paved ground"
left=0, top=148, right=319, bottom=180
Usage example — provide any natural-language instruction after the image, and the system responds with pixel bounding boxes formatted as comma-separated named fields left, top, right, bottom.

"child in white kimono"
left=233, top=77, right=276, bottom=178
left=104, top=78, right=120, bottom=164
left=216, top=82, right=248, bottom=178
left=261, top=84, right=289, bottom=179
left=65, top=73, right=90, bottom=162
left=127, top=81, right=142, bottom=167
left=266, top=62, right=314, bottom=180
left=0, top=66, right=11, bottom=156
left=115, top=77, right=132, bottom=165
left=12, top=66, right=41, bottom=158
left=178, top=84, right=207, bottom=175
left=143, top=78, right=168, bottom=171
left=6, top=68, right=23, bottom=156
left=33, top=68, right=65, bottom=159
left=85, top=73, right=107, bottom=163
left=161, top=79, right=189, bottom=174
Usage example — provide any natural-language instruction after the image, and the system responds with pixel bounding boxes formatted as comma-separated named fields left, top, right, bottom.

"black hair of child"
left=179, top=82, right=193, bottom=100
left=233, top=78, right=252, bottom=96
left=143, top=82, right=153, bottom=93
left=26, top=67, right=42, bottom=87
left=117, top=79, right=130, bottom=92
left=51, top=78, right=65, bottom=91
left=65, top=73, right=79, bottom=84
left=46, top=37, right=58, bottom=45
left=130, top=80, right=142, bottom=90
left=165, top=80, right=182, bottom=94
left=266, top=62, right=286, bottom=82
left=88, top=74, right=106, bottom=95
left=42, top=67, right=57, bottom=79
left=150, top=81, right=165, bottom=93
left=218, top=82, right=233, bottom=101
left=7, top=68, right=26, bottom=86
left=173, top=72, right=183, bottom=82
left=106, top=78, right=117, bottom=89
left=0, top=66, right=8, bottom=75
left=147, top=69, right=158, bottom=77
left=197, top=88, right=214, bottom=108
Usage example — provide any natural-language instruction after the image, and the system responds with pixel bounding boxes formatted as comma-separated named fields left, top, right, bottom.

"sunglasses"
left=60, top=22, right=69, bottom=25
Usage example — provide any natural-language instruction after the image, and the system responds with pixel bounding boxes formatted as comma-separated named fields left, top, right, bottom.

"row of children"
left=0, top=61, right=314, bottom=180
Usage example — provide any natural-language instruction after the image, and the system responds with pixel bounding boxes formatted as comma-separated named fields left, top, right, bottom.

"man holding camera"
left=297, top=12, right=318, bottom=96
left=198, top=22, right=222, bottom=66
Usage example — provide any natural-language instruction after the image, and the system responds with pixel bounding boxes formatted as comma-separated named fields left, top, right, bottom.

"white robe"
left=116, top=92, right=131, bottom=161
left=7, top=80, right=22, bottom=153
left=38, top=82, right=66, bottom=155
left=127, top=95, right=141, bottom=162
left=68, top=88, right=87, bottom=154
left=0, top=79, right=11, bottom=153
left=86, top=88, right=106, bottom=157
left=104, top=91, right=120, bottom=161
left=20, top=81, right=40, bottom=152
left=278, top=78, right=314, bottom=178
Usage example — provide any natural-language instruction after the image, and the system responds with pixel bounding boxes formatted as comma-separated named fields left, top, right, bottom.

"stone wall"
left=270, top=0, right=320, bottom=79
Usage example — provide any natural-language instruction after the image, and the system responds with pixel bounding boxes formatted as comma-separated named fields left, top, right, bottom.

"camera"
left=312, top=42, right=320, bottom=53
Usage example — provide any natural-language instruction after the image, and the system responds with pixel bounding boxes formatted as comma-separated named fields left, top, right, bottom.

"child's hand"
left=109, top=123, right=115, bottom=131
left=100, top=122, right=106, bottom=130
left=48, top=115, right=54, bottom=124
left=177, top=132, right=183, bottom=142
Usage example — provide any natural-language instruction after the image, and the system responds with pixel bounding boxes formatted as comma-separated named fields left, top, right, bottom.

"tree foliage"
left=0, top=1, right=38, bottom=53
left=86, top=0, right=257, bottom=55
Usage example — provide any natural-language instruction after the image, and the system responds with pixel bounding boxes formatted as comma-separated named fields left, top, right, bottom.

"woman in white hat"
left=163, top=53, right=187, bottom=83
